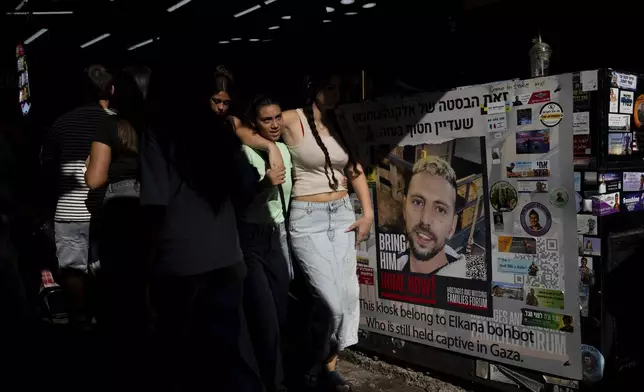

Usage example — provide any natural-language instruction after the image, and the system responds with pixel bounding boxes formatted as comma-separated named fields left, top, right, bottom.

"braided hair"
left=303, top=73, right=361, bottom=192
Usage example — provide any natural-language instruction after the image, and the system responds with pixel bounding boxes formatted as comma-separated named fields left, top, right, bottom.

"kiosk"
left=338, top=73, right=583, bottom=391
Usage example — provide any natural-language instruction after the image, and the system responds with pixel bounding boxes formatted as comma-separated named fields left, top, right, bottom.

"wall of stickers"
left=337, top=73, right=582, bottom=380
left=572, top=69, right=644, bottom=384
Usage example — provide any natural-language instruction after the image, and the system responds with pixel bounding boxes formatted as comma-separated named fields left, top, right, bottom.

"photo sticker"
left=620, top=90, right=634, bottom=114
left=520, top=202, right=552, bottom=237
left=578, top=256, right=594, bottom=286
left=517, top=180, right=548, bottom=194
left=539, top=102, right=563, bottom=127
left=577, top=214, right=597, bottom=235
left=517, top=108, right=532, bottom=126
left=516, top=129, right=550, bottom=154
left=490, top=181, right=518, bottom=212
left=497, top=236, right=536, bottom=254
left=506, top=161, right=550, bottom=178
left=582, top=237, right=600, bottom=256
left=609, top=88, right=619, bottom=113
left=608, top=113, right=631, bottom=132
left=491, top=147, right=501, bottom=164
left=549, top=188, right=569, bottom=207
left=492, top=282, right=524, bottom=301
left=493, top=212, right=504, bottom=231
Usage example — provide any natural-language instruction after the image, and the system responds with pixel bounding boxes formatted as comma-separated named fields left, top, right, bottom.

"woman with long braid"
left=237, top=73, right=373, bottom=392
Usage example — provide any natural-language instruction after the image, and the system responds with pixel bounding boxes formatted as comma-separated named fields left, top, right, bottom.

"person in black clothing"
left=84, top=66, right=150, bottom=388
left=140, top=64, right=263, bottom=391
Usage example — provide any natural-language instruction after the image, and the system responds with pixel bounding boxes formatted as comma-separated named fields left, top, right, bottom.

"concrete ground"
left=339, top=351, right=472, bottom=392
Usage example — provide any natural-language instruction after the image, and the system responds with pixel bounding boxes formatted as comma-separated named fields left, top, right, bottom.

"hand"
left=341, top=176, right=348, bottom=188
left=267, top=144, right=285, bottom=170
left=346, top=214, right=373, bottom=248
left=266, top=167, right=286, bottom=186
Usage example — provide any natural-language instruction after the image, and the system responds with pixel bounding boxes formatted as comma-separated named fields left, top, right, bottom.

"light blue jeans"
left=289, top=195, right=359, bottom=350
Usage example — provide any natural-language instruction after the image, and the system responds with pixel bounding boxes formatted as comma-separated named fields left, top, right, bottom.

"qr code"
left=525, top=238, right=562, bottom=290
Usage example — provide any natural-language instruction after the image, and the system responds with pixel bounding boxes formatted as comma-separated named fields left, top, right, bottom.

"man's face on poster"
left=403, top=172, right=457, bottom=263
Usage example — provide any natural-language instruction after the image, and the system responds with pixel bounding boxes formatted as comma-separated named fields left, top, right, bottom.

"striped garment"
left=42, top=104, right=115, bottom=221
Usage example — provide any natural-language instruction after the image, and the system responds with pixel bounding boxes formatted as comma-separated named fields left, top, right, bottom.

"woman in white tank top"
left=237, top=73, right=373, bottom=391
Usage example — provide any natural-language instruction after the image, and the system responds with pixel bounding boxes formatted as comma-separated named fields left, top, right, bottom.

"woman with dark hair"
left=238, top=95, right=292, bottom=392
left=237, top=73, right=373, bottom=391
left=211, top=65, right=234, bottom=118
left=84, top=66, right=150, bottom=386
left=140, top=64, right=263, bottom=391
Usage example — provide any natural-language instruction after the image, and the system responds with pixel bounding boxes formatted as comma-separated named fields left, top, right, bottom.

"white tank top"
left=288, top=109, right=349, bottom=197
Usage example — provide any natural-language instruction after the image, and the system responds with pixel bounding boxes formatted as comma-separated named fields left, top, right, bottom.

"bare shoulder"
left=230, top=115, right=242, bottom=128
left=281, top=109, right=300, bottom=134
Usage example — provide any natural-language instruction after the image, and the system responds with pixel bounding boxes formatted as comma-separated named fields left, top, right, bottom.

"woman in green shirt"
left=238, top=95, right=292, bottom=392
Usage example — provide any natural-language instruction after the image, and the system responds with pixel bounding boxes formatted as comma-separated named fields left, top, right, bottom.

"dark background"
left=1, top=0, right=643, bottom=129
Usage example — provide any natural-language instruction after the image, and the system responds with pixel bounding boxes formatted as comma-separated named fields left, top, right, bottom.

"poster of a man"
left=399, top=156, right=485, bottom=279
left=373, top=139, right=491, bottom=314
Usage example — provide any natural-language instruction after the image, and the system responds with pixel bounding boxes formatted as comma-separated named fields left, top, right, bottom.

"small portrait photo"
left=520, top=202, right=552, bottom=237
left=490, top=181, right=518, bottom=212
left=493, top=212, right=504, bottom=231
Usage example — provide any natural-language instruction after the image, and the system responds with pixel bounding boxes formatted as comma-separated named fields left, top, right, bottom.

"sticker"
left=521, top=309, right=574, bottom=332
left=487, top=113, right=507, bottom=131
left=490, top=181, right=518, bottom=212
left=528, top=90, right=551, bottom=104
left=516, top=129, right=549, bottom=154
left=573, top=172, right=581, bottom=192
left=517, top=180, right=548, bottom=193
left=494, top=132, right=503, bottom=139
left=514, top=274, right=524, bottom=284
left=491, top=147, right=501, bottom=164
left=572, top=112, right=590, bottom=135
left=506, top=161, right=550, bottom=178
left=592, top=192, right=620, bottom=216
left=487, top=101, right=506, bottom=115
left=549, top=188, right=569, bottom=207
left=525, top=287, right=563, bottom=309
left=579, top=284, right=589, bottom=317
left=634, top=94, right=644, bottom=128
left=610, top=71, right=637, bottom=90
left=520, top=202, right=552, bottom=237
left=497, top=257, right=532, bottom=274
left=608, top=113, right=630, bottom=131
left=517, top=108, right=532, bottom=125
left=619, top=90, right=634, bottom=114
left=622, top=172, right=644, bottom=191
left=582, top=237, right=600, bottom=256
left=577, top=214, right=597, bottom=235
left=492, top=282, right=524, bottom=301
left=608, top=132, right=632, bottom=156
left=580, top=70, right=598, bottom=92
left=598, top=172, right=621, bottom=194
left=580, top=344, right=605, bottom=383
left=622, top=191, right=644, bottom=212
left=493, top=212, right=504, bottom=231
left=573, top=135, right=591, bottom=155
left=575, top=192, right=582, bottom=212
left=512, top=95, right=525, bottom=106
left=584, top=172, right=598, bottom=185
left=539, top=102, right=563, bottom=127
left=609, top=88, right=619, bottom=113
left=497, top=236, right=536, bottom=254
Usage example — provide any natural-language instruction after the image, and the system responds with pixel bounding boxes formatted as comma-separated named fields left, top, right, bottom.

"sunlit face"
left=254, top=104, right=283, bottom=142
left=211, top=91, right=231, bottom=116
left=403, top=172, right=457, bottom=262
left=315, top=75, right=342, bottom=110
